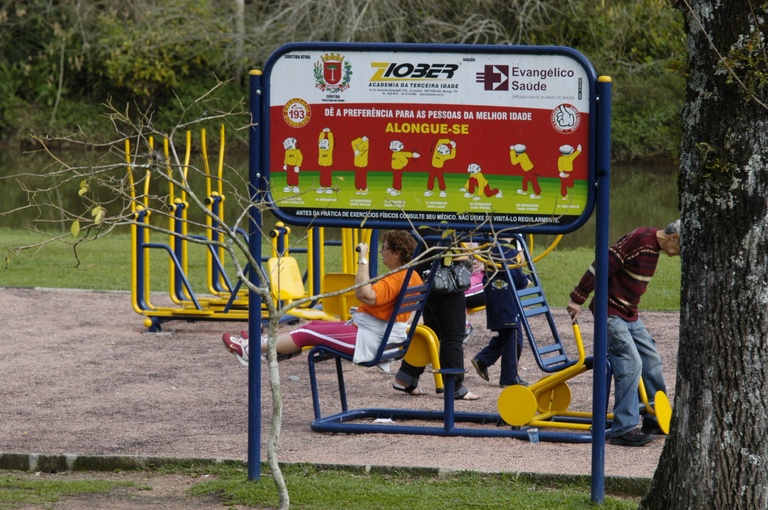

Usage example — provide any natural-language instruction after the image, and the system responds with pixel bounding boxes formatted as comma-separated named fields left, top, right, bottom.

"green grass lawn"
left=0, top=463, right=642, bottom=509
left=0, top=474, right=135, bottom=508
left=190, top=464, right=641, bottom=509
left=0, top=227, right=680, bottom=311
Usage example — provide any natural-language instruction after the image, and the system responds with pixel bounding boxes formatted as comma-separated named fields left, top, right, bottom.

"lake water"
left=0, top=149, right=678, bottom=248
left=539, top=165, right=679, bottom=249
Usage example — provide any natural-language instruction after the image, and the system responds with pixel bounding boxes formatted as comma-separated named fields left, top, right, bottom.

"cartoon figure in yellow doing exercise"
left=558, top=144, right=582, bottom=200
left=425, top=138, right=456, bottom=197
left=282, top=137, right=303, bottom=193
left=460, top=163, right=502, bottom=200
left=351, top=135, right=369, bottom=195
left=317, top=128, right=334, bottom=194
left=388, top=140, right=419, bottom=197
left=509, top=144, right=541, bottom=199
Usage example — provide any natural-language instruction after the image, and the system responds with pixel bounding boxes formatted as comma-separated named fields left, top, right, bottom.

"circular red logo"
left=551, top=104, right=580, bottom=134
left=283, top=98, right=311, bottom=128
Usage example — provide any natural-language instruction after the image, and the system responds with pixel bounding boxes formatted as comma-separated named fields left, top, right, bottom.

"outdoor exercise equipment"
left=309, top=234, right=588, bottom=441
left=496, top=322, right=671, bottom=434
left=124, top=129, right=370, bottom=331
left=308, top=232, right=671, bottom=439
left=491, top=233, right=671, bottom=433
left=307, top=237, right=445, bottom=428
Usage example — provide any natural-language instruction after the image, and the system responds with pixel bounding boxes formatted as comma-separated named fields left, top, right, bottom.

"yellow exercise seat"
left=403, top=324, right=444, bottom=393
left=267, top=258, right=363, bottom=322
left=267, top=257, right=335, bottom=321
left=320, top=272, right=360, bottom=322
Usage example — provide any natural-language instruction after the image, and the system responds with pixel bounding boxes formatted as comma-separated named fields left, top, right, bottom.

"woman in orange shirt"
left=222, top=231, right=421, bottom=365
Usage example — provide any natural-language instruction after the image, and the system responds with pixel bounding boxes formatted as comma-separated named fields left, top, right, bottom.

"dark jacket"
left=484, top=244, right=530, bottom=331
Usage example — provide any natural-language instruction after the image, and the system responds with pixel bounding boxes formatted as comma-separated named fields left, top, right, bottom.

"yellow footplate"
left=537, top=382, right=573, bottom=413
left=498, top=385, right=537, bottom=427
left=654, top=390, right=672, bottom=434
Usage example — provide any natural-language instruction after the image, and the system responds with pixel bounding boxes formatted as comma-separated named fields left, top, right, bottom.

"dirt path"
left=0, top=287, right=679, bottom=508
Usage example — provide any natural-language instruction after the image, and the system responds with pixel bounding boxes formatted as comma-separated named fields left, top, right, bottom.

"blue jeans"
left=475, top=327, right=524, bottom=386
left=607, top=315, right=667, bottom=436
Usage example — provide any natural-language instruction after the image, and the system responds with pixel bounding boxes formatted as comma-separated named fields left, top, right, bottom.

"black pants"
left=396, top=290, right=469, bottom=397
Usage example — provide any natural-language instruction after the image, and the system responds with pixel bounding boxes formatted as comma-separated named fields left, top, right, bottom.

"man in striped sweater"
left=567, top=220, right=681, bottom=446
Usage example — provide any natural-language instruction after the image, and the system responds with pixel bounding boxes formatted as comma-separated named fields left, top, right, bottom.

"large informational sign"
left=261, top=43, right=598, bottom=233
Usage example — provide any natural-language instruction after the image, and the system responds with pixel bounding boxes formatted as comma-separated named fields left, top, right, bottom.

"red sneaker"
left=222, top=332, right=249, bottom=366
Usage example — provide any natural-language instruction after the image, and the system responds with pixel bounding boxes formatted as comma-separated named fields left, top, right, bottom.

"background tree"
left=0, top=0, right=685, bottom=163
left=640, top=1, right=768, bottom=508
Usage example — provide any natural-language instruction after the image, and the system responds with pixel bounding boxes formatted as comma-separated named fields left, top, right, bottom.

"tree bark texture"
left=641, top=1, right=768, bottom=509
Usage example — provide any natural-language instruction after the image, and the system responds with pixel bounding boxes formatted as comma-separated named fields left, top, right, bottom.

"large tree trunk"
left=640, top=1, right=768, bottom=509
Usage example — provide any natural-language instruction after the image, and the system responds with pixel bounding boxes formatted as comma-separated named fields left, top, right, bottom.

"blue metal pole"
left=172, top=201, right=186, bottom=302
left=248, top=70, right=264, bottom=481
left=134, top=211, right=150, bottom=311
left=591, top=76, right=612, bottom=503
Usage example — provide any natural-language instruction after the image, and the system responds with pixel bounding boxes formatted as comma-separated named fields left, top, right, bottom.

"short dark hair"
left=382, top=231, right=416, bottom=263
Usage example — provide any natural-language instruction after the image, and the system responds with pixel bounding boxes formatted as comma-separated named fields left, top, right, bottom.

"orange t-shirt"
left=357, top=269, right=423, bottom=323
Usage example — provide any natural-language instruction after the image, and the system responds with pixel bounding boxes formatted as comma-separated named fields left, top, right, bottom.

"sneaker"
left=439, top=190, right=446, bottom=197
left=609, top=428, right=655, bottom=447
left=471, top=357, right=489, bottom=382
left=641, top=418, right=666, bottom=436
left=222, top=332, right=250, bottom=366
